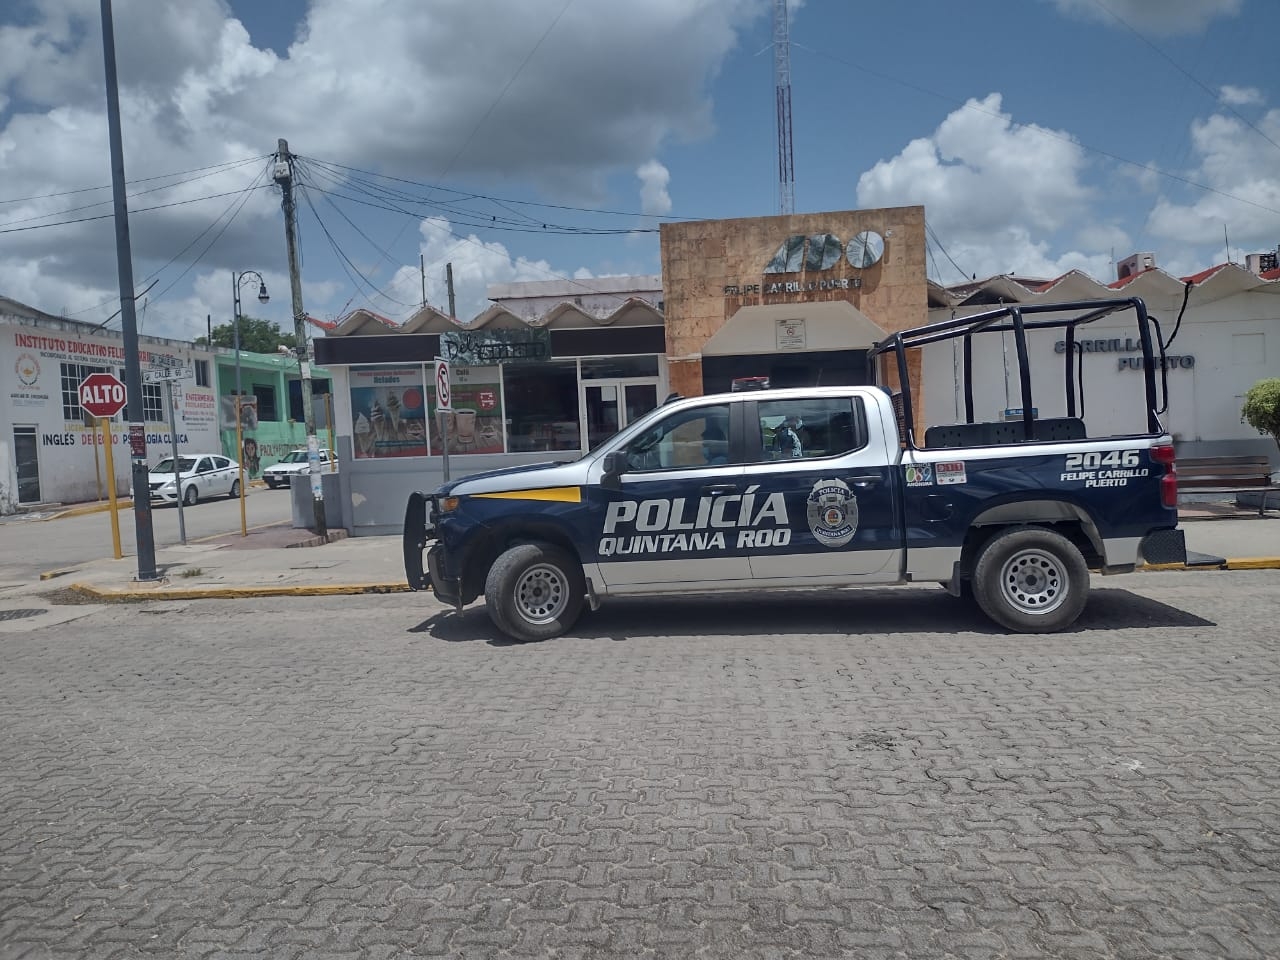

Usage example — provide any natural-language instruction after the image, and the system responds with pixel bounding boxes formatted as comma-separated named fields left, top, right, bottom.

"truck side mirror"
left=601, top=450, right=626, bottom=489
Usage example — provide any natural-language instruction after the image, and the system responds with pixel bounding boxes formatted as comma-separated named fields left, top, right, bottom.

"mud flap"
left=403, top=492, right=431, bottom=591
left=1140, top=528, right=1192, bottom=566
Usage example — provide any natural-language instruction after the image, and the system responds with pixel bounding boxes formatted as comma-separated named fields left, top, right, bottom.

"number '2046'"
left=1065, top=450, right=1141, bottom=470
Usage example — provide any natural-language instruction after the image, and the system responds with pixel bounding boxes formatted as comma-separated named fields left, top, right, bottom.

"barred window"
left=194, top=359, right=210, bottom=387
left=60, top=362, right=112, bottom=422
left=143, top=383, right=165, bottom=422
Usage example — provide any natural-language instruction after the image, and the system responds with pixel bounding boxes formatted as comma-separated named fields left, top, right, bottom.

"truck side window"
left=622, top=403, right=732, bottom=471
left=757, top=398, right=863, bottom=460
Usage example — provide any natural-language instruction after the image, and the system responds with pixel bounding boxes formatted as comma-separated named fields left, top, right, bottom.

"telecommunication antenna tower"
left=773, top=0, right=795, bottom=215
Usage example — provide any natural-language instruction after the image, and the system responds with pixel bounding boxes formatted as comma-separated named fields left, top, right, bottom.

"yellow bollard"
left=100, top=417, right=123, bottom=559
left=235, top=395, right=247, bottom=537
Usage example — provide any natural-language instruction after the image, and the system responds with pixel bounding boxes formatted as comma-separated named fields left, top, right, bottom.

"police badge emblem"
left=806, top=478, right=858, bottom=548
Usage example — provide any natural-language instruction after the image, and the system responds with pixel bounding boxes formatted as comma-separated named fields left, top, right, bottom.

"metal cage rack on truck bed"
left=867, top=297, right=1170, bottom=450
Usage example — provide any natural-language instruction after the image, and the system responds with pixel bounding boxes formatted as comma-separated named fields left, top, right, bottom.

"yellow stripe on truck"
left=471, top=487, right=583, bottom=503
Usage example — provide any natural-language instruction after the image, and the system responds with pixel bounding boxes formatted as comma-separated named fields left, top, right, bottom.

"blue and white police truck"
left=404, top=297, right=1188, bottom=641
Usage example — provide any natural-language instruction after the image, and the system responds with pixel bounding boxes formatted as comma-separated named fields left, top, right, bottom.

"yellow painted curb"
left=39, top=567, right=79, bottom=581
left=68, top=581, right=411, bottom=601
left=46, top=500, right=135, bottom=520
left=1141, top=558, right=1280, bottom=572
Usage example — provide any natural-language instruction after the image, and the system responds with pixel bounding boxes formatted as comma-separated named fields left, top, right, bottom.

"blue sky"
left=1, top=0, right=1276, bottom=341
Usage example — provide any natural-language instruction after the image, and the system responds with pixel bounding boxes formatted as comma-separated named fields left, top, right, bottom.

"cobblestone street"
left=3, top=573, right=1279, bottom=958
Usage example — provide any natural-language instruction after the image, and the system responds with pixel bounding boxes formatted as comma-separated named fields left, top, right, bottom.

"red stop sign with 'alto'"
left=79, top=372, right=128, bottom=418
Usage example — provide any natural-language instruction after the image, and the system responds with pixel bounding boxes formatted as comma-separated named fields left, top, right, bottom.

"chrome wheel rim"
left=999, top=548, right=1067, bottom=615
left=514, top=563, right=568, bottom=625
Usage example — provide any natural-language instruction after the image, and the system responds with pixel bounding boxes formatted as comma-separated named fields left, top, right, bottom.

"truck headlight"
left=439, top=496, right=460, bottom=513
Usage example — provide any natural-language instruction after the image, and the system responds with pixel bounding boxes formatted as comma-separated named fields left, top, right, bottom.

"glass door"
left=13, top=425, right=40, bottom=504
left=582, top=379, right=660, bottom=450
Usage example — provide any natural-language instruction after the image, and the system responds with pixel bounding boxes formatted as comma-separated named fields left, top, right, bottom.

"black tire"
left=229, top=479, right=240, bottom=499
left=484, top=543, right=585, bottom=642
left=183, top=484, right=198, bottom=507
left=264, top=479, right=277, bottom=490
left=972, top=527, right=1088, bottom=633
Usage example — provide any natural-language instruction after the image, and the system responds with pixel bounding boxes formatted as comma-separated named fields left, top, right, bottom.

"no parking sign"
left=434, top=359, right=451, bottom=411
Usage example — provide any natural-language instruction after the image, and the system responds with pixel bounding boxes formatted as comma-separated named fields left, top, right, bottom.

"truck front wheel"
left=973, top=527, right=1088, bottom=633
left=485, top=543, right=585, bottom=642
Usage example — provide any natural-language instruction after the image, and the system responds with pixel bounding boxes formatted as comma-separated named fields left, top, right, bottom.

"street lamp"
left=232, top=270, right=269, bottom=536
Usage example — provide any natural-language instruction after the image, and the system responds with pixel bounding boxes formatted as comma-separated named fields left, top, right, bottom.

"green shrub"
left=1241, top=378, right=1280, bottom=451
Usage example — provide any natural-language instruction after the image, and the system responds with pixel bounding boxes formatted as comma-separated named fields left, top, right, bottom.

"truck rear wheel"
left=485, top=543, right=585, bottom=642
left=973, top=527, right=1088, bottom=633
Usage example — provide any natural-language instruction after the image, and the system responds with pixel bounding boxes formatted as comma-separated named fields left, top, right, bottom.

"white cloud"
left=0, top=0, right=768, bottom=332
left=1049, top=0, right=1242, bottom=35
left=1219, top=85, right=1263, bottom=107
left=636, top=160, right=673, bottom=217
left=857, top=94, right=1106, bottom=281
left=1144, top=108, right=1280, bottom=255
left=376, top=218, right=570, bottom=323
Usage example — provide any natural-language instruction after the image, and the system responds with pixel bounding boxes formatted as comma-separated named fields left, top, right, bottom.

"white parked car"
left=262, top=449, right=336, bottom=489
left=148, top=454, right=241, bottom=506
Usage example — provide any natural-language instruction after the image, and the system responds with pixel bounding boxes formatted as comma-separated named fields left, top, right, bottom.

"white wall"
left=923, top=292, right=1280, bottom=452
left=1, top=318, right=222, bottom=505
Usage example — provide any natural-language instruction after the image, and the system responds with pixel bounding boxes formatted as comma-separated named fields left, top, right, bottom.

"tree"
left=1241, top=378, right=1280, bottom=453
left=195, top=315, right=297, bottom=354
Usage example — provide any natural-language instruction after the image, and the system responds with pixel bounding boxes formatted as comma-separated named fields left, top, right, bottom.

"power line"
left=0, top=154, right=270, bottom=206
left=0, top=155, right=267, bottom=229
left=1088, top=0, right=1280, bottom=158
left=296, top=181, right=418, bottom=308
left=0, top=184, right=275, bottom=235
left=92, top=163, right=274, bottom=329
left=925, top=221, right=970, bottom=283
left=300, top=155, right=691, bottom=222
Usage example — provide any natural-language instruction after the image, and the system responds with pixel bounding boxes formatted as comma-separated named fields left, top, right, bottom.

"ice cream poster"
left=349, top=366, right=427, bottom=459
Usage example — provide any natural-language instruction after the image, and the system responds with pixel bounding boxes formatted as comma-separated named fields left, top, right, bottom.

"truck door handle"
left=701, top=483, right=739, bottom=496
left=847, top=474, right=881, bottom=488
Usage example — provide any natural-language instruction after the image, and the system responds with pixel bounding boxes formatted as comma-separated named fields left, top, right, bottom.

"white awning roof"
left=701, top=300, right=888, bottom=356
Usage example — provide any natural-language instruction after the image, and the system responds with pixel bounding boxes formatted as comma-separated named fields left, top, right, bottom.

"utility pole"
left=98, top=0, right=157, bottom=580
left=446, top=262, right=456, bottom=320
left=274, top=139, right=327, bottom=537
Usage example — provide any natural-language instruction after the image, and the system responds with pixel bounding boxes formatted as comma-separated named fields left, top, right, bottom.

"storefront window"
left=502, top=361, right=581, bottom=452
left=425, top=365, right=505, bottom=455
left=349, top=365, right=429, bottom=458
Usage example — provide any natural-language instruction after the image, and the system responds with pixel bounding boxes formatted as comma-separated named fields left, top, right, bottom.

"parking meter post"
left=100, top=417, right=123, bottom=559
left=166, top=379, right=186, bottom=546
left=235, top=395, right=246, bottom=537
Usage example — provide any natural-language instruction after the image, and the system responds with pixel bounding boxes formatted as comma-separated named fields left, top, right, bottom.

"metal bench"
left=1177, top=455, right=1279, bottom=516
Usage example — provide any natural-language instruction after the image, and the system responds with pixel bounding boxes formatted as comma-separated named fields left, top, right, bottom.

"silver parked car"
left=148, top=454, right=241, bottom=505
left=262, top=448, right=336, bottom=489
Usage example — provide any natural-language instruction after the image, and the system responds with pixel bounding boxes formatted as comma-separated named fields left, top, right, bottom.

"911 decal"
left=1061, top=449, right=1149, bottom=487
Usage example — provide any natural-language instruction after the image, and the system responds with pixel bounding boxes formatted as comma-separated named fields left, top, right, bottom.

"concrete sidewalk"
left=23, top=508, right=1275, bottom=602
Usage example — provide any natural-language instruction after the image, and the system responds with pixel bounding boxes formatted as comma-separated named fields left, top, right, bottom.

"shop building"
left=312, top=278, right=667, bottom=534
left=659, top=205, right=928, bottom=397
left=920, top=256, right=1280, bottom=465
left=1, top=295, right=332, bottom=512
left=211, top=350, right=333, bottom=479
left=1, top=298, right=223, bottom=511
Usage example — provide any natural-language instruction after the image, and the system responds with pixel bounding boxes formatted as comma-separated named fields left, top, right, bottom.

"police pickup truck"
left=404, top=297, right=1187, bottom=641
